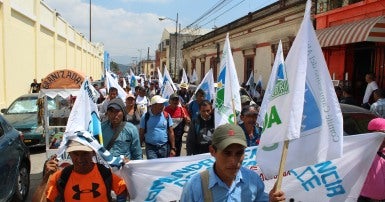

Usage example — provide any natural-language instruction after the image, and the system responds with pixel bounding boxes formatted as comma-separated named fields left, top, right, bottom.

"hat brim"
left=150, top=98, right=168, bottom=105
left=215, top=138, right=247, bottom=151
left=66, top=145, right=93, bottom=153
left=107, top=103, right=122, bottom=110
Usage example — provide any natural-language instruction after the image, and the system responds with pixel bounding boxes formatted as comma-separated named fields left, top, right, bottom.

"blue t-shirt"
left=139, top=109, right=174, bottom=145
left=180, top=166, right=268, bottom=202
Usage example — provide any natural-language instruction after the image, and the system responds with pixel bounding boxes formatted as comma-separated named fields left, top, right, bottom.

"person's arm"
left=268, top=182, right=286, bottom=202
left=139, top=115, right=146, bottom=145
left=167, top=116, right=176, bottom=157
left=186, top=120, right=195, bottom=155
left=32, top=158, right=59, bottom=202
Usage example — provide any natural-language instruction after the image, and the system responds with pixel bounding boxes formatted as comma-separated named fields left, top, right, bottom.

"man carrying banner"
left=181, top=123, right=285, bottom=201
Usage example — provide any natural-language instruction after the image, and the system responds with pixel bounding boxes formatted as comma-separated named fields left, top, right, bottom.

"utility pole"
left=89, top=0, right=92, bottom=41
left=147, top=47, right=150, bottom=80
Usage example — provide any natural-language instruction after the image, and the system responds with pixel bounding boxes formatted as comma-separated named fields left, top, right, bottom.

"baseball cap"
left=368, top=118, right=385, bottom=131
left=212, top=123, right=247, bottom=150
left=180, top=83, right=189, bottom=89
left=66, top=140, right=93, bottom=153
left=150, top=95, right=168, bottom=105
left=169, top=93, right=179, bottom=100
left=107, top=98, right=125, bottom=111
left=241, top=95, right=251, bottom=104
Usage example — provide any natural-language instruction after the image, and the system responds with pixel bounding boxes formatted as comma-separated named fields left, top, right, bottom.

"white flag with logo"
left=161, top=68, right=177, bottom=100
left=256, top=0, right=343, bottom=178
left=214, top=33, right=241, bottom=127
left=190, top=68, right=215, bottom=103
left=105, top=71, right=127, bottom=101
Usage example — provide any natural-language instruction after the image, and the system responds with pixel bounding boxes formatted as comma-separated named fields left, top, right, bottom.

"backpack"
left=57, top=164, right=112, bottom=202
left=144, top=111, right=170, bottom=134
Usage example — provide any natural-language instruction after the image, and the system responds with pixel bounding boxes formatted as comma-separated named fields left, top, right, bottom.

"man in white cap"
left=45, top=140, right=128, bottom=202
left=139, top=95, right=176, bottom=159
left=181, top=123, right=285, bottom=202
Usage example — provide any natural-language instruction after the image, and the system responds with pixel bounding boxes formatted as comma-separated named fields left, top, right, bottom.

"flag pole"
left=231, top=98, right=237, bottom=125
left=276, top=140, right=289, bottom=190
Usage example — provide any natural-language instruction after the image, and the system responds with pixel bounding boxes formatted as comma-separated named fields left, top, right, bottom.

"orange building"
left=315, top=0, right=385, bottom=103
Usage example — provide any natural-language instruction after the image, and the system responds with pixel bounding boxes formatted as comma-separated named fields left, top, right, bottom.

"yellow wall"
left=0, top=0, right=104, bottom=108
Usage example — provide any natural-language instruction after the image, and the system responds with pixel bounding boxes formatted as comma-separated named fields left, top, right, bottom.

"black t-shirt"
left=30, top=82, right=40, bottom=93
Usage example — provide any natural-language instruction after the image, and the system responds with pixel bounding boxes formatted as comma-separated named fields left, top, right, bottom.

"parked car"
left=0, top=114, right=30, bottom=201
left=1, top=93, right=56, bottom=147
left=340, top=103, right=378, bottom=135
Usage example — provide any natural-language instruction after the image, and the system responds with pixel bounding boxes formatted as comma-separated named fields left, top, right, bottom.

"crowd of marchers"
left=29, top=72, right=385, bottom=201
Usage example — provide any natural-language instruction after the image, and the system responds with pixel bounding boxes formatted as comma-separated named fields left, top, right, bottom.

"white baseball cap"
left=150, top=95, right=168, bottom=105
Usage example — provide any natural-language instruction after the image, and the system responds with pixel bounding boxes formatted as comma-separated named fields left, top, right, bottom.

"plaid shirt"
left=370, top=98, right=385, bottom=118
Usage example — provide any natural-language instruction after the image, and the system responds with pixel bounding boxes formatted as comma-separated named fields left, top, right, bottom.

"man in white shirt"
left=362, top=73, right=379, bottom=109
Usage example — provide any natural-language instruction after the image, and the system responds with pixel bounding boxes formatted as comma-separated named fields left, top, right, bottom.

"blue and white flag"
left=106, top=71, right=127, bottom=101
left=191, top=68, right=215, bottom=102
left=57, top=78, right=123, bottom=167
left=161, top=68, right=177, bottom=100
left=180, top=68, right=189, bottom=85
left=214, top=33, right=242, bottom=127
left=129, top=69, right=138, bottom=92
left=256, top=0, right=343, bottom=178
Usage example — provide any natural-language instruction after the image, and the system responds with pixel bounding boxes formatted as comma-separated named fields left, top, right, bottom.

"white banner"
left=116, top=133, right=384, bottom=202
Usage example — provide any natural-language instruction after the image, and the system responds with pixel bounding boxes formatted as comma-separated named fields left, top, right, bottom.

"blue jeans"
left=145, top=143, right=169, bottom=159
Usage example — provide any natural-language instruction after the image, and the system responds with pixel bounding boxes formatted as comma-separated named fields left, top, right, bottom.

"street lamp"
left=159, top=13, right=178, bottom=80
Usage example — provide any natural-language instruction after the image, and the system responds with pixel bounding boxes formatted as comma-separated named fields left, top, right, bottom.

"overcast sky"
left=44, top=0, right=277, bottom=65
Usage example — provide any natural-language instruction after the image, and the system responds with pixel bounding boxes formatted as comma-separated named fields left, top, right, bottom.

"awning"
left=316, top=16, right=385, bottom=47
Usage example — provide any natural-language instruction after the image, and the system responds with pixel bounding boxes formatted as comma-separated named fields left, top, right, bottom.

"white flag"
left=180, top=68, right=189, bottom=84
left=56, top=79, right=124, bottom=167
left=256, top=0, right=343, bottom=178
left=190, top=68, right=198, bottom=83
left=105, top=71, right=127, bottom=101
left=245, top=73, right=257, bottom=98
left=214, top=33, right=241, bottom=127
left=161, top=68, right=177, bottom=100
left=190, top=68, right=215, bottom=103
left=158, top=67, right=164, bottom=88
left=257, top=41, right=284, bottom=128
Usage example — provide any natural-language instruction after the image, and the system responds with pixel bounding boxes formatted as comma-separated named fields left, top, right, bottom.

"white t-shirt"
left=363, top=81, right=378, bottom=104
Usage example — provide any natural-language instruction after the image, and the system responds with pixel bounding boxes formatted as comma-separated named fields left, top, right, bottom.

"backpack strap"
left=106, top=121, right=126, bottom=150
left=377, top=151, right=385, bottom=159
left=96, top=164, right=112, bottom=202
left=57, top=165, right=74, bottom=201
left=144, top=112, right=150, bottom=134
left=200, top=169, right=213, bottom=202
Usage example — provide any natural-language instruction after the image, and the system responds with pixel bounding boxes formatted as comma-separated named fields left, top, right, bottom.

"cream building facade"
left=0, top=0, right=104, bottom=108
left=182, top=0, right=307, bottom=86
